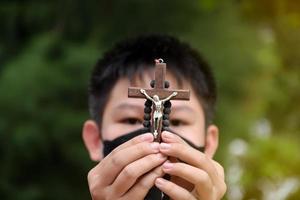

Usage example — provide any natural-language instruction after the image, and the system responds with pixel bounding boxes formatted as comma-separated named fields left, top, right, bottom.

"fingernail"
left=151, top=142, right=160, bottom=151
left=163, top=131, right=174, bottom=138
left=140, top=133, right=153, bottom=142
left=160, top=143, right=171, bottom=150
left=163, top=162, right=173, bottom=170
left=155, top=178, right=166, bottom=187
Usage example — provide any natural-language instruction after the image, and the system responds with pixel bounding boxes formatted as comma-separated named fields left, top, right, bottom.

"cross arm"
left=128, top=87, right=190, bottom=100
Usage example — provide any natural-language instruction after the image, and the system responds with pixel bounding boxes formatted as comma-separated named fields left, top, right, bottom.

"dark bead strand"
left=163, top=107, right=171, bottom=114
left=150, top=80, right=155, bottom=88
left=144, top=113, right=151, bottom=120
left=145, top=99, right=152, bottom=107
left=143, top=100, right=152, bottom=128
left=164, top=81, right=170, bottom=88
left=163, top=114, right=169, bottom=120
left=162, top=120, right=170, bottom=127
left=163, top=100, right=172, bottom=129
left=143, top=121, right=151, bottom=128
left=164, top=100, right=171, bottom=108
left=162, top=100, right=171, bottom=200
left=144, top=106, right=152, bottom=114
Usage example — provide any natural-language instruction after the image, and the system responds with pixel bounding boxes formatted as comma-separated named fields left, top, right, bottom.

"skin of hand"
left=155, top=131, right=227, bottom=200
left=87, top=133, right=167, bottom=200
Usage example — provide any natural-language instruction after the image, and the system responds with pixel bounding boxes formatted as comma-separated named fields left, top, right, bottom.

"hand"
left=155, top=131, right=226, bottom=200
left=87, top=133, right=167, bottom=200
left=140, top=89, right=145, bottom=94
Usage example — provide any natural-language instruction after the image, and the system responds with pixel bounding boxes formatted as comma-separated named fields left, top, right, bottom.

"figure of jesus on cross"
left=128, top=58, right=190, bottom=142
left=140, top=89, right=177, bottom=138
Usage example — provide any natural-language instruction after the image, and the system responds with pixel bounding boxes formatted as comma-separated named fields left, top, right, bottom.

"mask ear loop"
left=102, top=127, right=150, bottom=156
left=162, top=127, right=206, bottom=152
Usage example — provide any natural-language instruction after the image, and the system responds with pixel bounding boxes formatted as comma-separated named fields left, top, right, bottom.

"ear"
left=204, top=125, right=219, bottom=158
left=82, top=120, right=103, bottom=161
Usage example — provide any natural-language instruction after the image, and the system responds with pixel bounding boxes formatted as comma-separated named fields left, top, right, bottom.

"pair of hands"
left=87, top=131, right=226, bottom=200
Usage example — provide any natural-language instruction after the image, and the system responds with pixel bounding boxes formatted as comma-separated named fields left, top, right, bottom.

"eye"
left=170, top=119, right=187, bottom=127
left=121, top=118, right=143, bottom=125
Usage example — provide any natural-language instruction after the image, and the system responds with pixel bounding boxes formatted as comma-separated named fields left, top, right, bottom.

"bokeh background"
left=0, top=0, right=299, bottom=199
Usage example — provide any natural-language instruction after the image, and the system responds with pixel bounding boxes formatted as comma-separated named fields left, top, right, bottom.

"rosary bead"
left=144, top=113, right=151, bottom=120
left=164, top=101, right=171, bottom=108
left=164, top=81, right=170, bottom=88
left=163, top=107, right=171, bottom=114
left=162, top=120, right=170, bottom=127
left=143, top=121, right=151, bottom=127
left=144, top=107, right=152, bottom=113
left=150, top=80, right=155, bottom=88
left=145, top=100, right=152, bottom=107
left=163, top=114, right=169, bottom=120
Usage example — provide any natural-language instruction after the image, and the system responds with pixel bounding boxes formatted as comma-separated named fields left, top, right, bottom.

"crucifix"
left=128, top=59, right=190, bottom=142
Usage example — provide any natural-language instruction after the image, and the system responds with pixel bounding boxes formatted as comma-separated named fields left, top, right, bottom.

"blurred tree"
left=240, top=0, right=300, bottom=134
left=0, top=33, right=100, bottom=199
left=223, top=1, right=300, bottom=199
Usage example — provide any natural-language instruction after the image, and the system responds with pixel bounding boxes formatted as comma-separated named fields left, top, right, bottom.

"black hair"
left=89, top=34, right=217, bottom=126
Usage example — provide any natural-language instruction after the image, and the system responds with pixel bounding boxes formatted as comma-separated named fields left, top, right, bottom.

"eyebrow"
left=114, top=103, right=143, bottom=112
left=172, top=105, right=194, bottom=113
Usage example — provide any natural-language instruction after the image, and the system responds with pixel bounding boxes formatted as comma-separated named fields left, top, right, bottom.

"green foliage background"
left=0, top=0, right=299, bottom=199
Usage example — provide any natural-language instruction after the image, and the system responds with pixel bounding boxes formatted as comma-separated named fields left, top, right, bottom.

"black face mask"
left=103, top=127, right=205, bottom=200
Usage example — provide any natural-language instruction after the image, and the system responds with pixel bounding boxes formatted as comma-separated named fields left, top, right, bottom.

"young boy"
left=82, top=35, right=226, bottom=200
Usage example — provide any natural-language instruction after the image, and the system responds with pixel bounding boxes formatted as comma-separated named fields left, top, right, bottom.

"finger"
left=162, top=161, right=214, bottom=198
left=212, top=160, right=225, bottom=180
left=161, top=131, right=188, bottom=145
left=87, top=166, right=105, bottom=199
left=161, top=131, right=227, bottom=198
left=111, top=153, right=167, bottom=196
left=87, top=133, right=155, bottom=200
left=159, top=141, right=219, bottom=186
left=209, top=161, right=227, bottom=198
left=155, top=178, right=196, bottom=200
left=104, top=141, right=160, bottom=185
left=92, top=140, right=159, bottom=186
left=123, top=166, right=165, bottom=199
left=112, top=132, right=154, bottom=153
left=160, top=141, right=226, bottom=197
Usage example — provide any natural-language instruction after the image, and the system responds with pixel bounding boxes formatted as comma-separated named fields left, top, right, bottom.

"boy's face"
left=83, top=70, right=219, bottom=161
left=102, top=72, right=206, bottom=145
left=83, top=69, right=224, bottom=200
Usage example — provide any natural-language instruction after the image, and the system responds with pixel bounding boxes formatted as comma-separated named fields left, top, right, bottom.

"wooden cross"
left=128, top=59, right=190, bottom=141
